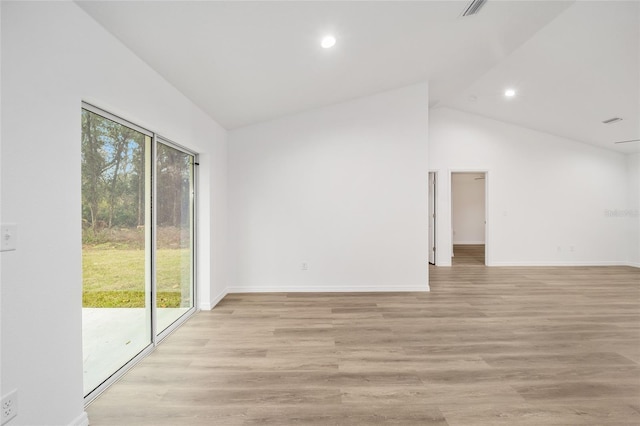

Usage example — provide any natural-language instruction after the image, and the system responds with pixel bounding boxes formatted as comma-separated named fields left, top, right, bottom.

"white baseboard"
left=226, top=285, right=430, bottom=293
left=199, top=288, right=229, bottom=310
left=453, top=241, right=485, bottom=245
left=69, top=412, right=89, bottom=426
left=627, top=262, right=640, bottom=268
left=489, top=260, right=630, bottom=267
left=200, top=284, right=435, bottom=307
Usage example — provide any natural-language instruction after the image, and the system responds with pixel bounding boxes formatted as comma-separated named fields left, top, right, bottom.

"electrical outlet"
left=1, top=389, right=18, bottom=425
left=301, top=262, right=308, bottom=271
left=0, top=224, right=17, bottom=252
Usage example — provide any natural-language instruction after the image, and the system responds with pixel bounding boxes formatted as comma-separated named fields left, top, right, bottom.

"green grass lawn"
left=83, top=248, right=191, bottom=308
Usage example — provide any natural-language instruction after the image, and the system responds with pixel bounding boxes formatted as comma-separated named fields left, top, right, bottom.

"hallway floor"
left=452, top=244, right=485, bottom=266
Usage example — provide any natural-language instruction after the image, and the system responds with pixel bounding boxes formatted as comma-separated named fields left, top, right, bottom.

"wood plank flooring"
left=452, top=244, right=485, bottom=266
left=87, top=265, right=640, bottom=425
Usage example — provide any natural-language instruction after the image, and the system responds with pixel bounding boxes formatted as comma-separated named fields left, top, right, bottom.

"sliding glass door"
left=155, top=140, right=195, bottom=336
left=81, top=105, right=196, bottom=399
left=81, top=107, right=153, bottom=396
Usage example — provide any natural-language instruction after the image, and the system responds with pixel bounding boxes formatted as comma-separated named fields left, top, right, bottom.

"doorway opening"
left=451, top=172, right=486, bottom=266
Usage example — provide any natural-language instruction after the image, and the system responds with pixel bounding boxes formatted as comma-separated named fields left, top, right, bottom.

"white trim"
left=68, top=411, right=89, bottom=426
left=626, top=262, right=640, bottom=268
left=226, top=285, right=430, bottom=293
left=489, top=260, right=631, bottom=267
left=200, top=288, right=229, bottom=310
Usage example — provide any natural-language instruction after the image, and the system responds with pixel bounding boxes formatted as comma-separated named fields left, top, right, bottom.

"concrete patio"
left=83, top=307, right=189, bottom=394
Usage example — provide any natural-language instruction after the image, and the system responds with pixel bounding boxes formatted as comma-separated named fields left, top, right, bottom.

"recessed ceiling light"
left=321, top=35, right=336, bottom=49
left=504, top=89, right=516, bottom=98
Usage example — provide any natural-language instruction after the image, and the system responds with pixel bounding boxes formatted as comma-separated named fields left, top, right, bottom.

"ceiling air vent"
left=463, top=0, right=488, bottom=17
left=602, top=117, right=623, bottom=124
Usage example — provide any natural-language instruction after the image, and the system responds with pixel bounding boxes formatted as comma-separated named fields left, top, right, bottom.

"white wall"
left=430, top=107, right=630, bottom=266
left=451, top=173, right=485, bottom=244
left=228, top=83, right=429, bottom=292
left=1, top=2, right=227, bottom=425
left=627, top=153, right=640, bottom=267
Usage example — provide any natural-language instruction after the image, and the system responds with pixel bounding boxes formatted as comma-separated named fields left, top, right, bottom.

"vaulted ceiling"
left=77, top=1, right=639, bottom=153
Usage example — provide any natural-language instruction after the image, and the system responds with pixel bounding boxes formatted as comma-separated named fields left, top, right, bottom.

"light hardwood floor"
left=452, top=244, right=485, bottom=266
left=87, top=265, right=640, bottom=425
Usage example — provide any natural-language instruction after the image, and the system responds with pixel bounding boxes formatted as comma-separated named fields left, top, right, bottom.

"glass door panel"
left=81, top=108, right=152, bottom=396
left=155, top=140, right=195, bottom=335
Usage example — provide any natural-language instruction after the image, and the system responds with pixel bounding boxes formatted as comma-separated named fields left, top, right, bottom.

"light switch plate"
left=1, top=224, right=17, bottom=252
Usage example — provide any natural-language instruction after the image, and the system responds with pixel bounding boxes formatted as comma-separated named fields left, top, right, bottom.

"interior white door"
left=428, top=172, right=436, bottom=264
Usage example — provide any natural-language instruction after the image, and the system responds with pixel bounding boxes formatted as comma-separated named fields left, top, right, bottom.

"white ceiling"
left=440, top=1, right=640, bottom=154
left=77, top=1, right=639, bottom=153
